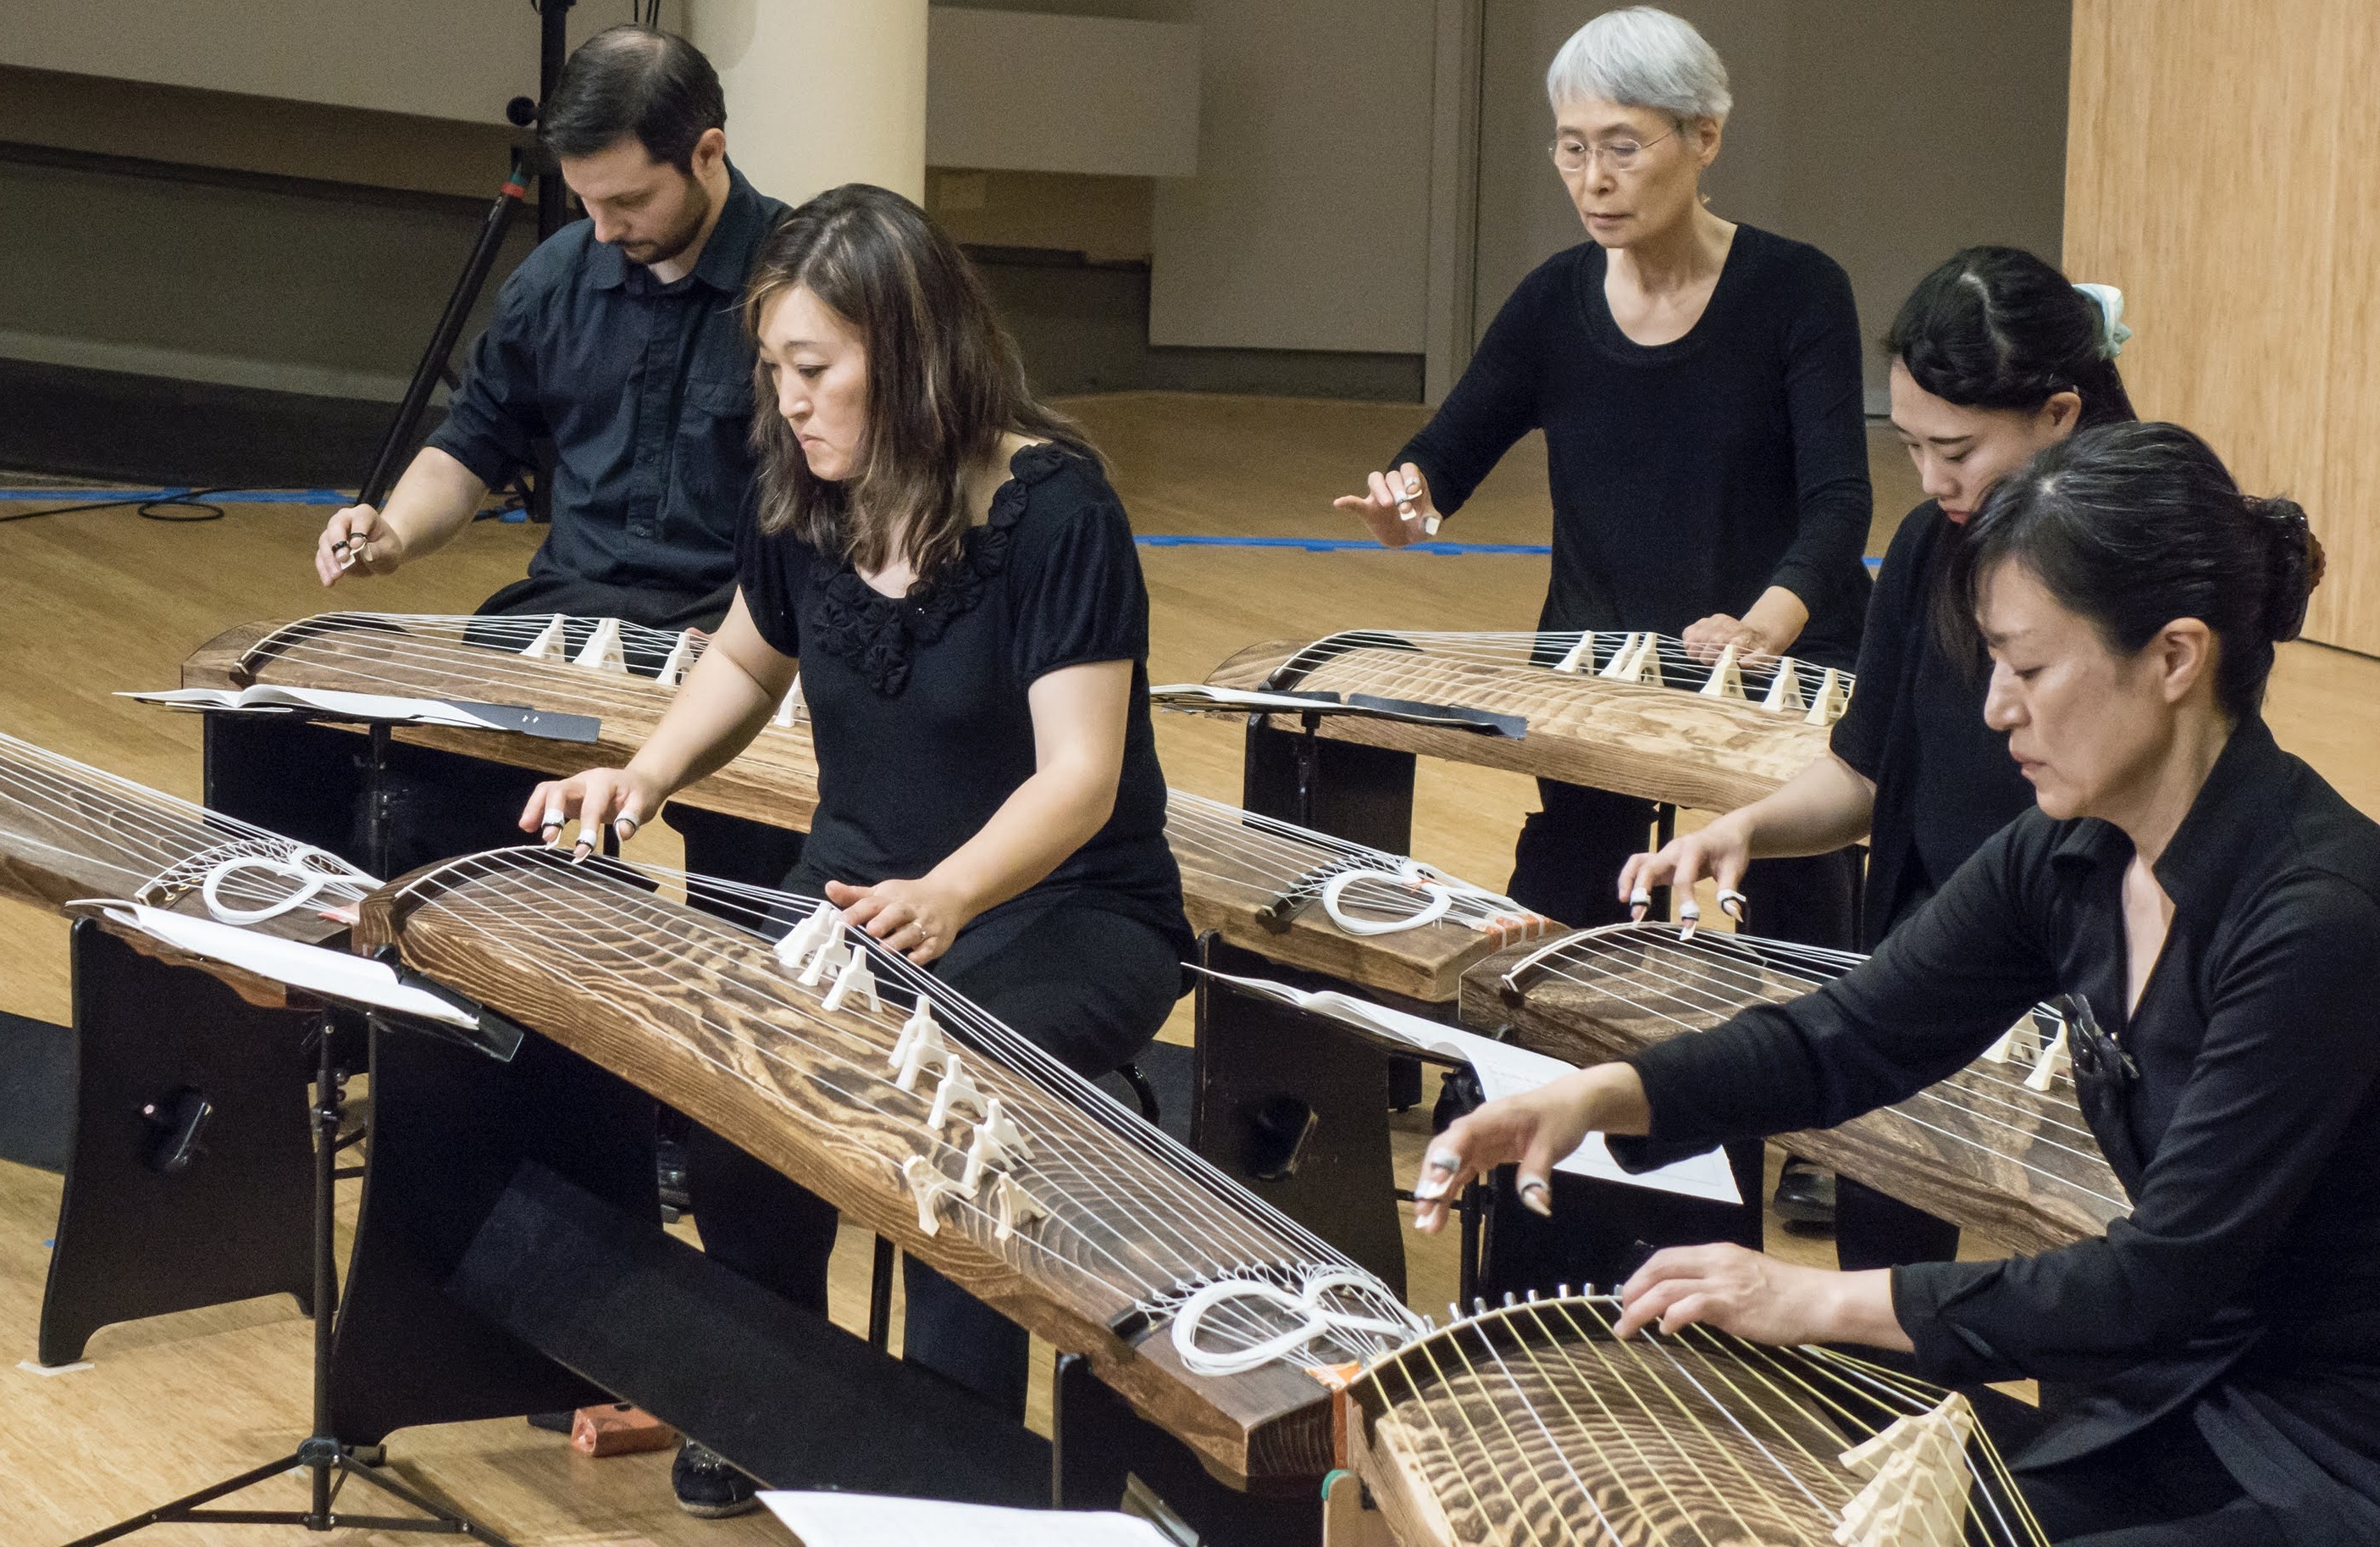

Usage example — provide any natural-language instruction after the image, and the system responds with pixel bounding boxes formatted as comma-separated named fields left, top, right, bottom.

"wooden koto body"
left=1204, top=631, right=1845, bottom=812
left=183, top=614, right=825, bottom=830
left=0, top=729, right=388, bottom=1010
left=1462, top=926, right=2124, bottom=1256
left=353, top=846, right=1414, bottom=1487
left=1346, top=1294, right=2040, bottom=1546
left=182, top=613, right=1539, bottom=1001
left=0, top=729, right=369, bottom=954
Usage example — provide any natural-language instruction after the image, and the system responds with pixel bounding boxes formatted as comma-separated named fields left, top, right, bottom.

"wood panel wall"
left=2065, top=0, right=2380, bottom=655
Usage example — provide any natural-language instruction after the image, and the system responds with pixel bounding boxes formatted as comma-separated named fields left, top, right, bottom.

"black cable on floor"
left=0, top=486, right=231, bottom=524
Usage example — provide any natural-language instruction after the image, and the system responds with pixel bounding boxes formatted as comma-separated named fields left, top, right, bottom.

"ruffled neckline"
left=807, top=441, right=1073, bottom=696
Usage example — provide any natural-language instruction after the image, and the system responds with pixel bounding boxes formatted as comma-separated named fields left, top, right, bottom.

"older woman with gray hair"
left=1339, top=6, right=1874, bottom=1289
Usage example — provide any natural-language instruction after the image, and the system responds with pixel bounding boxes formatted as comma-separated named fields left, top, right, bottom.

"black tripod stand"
left=63, top=1011, right=515, bottom=1547
left=357, top=0, right=574, bottom=517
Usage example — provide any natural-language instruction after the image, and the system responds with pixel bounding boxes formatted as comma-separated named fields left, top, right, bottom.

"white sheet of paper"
left=1150, top=682, right=1349, bottom=715
left=78, top=902, right=479, bottom=1029
left=760, top=1492, right=1173, bottom=1547
left=124, top=685, right=516, bottom=735
left=1195, top=969, right=1739, bottom=1204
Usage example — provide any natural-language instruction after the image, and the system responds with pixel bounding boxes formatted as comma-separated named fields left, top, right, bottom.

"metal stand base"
left=63, top=1441, right=510, bottom=1547
left=60, top=1014, right=514, bottom=1547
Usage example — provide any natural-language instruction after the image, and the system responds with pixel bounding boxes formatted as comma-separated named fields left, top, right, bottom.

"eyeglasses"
left=1548, top=126, right=1676, bottom=175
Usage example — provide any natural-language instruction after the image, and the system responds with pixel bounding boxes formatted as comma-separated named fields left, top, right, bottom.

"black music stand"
left=62, top=1007, right=518, bottom=1547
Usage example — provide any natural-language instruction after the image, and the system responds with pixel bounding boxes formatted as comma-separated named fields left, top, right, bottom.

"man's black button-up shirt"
left=427, top=164, right=785, bottom=619
left=1614, top=718, right=2380, bottom=1511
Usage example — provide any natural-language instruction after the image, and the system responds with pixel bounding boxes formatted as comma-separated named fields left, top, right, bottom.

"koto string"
left=462, top=857, right=1399, bottom=1351
left=401, top=851, right=1406, bottom=1359
left=1515, top=927, right=2123, bottom=1203
left=0, top=739, right=375, bottom=910
left=433, top=861, right=1299, bottom=1284
left=241, top=616, right=1526, bottom=934
left=413, top=866, right=1325, bottom=1358
left=1359, top=1297, right=2045, bottom=1545
left=565, top=854, right=1420, bottom=1325
left=625, top=857, right=1418, bottom=1273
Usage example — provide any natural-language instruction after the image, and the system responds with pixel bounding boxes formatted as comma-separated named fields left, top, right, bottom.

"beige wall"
left=692, top=0, right=929, bottom=207
left=1148, top=0, right=1440, bottom=354
left=0, top=1, right=683, bottom=126
left=1474, top=0, right=2071, bottom=406
left=2066, top=0, right=2380, bottom=656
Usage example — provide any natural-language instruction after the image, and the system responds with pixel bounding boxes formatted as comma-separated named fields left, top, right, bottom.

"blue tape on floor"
left=0, top=490, right=1884, bottom=567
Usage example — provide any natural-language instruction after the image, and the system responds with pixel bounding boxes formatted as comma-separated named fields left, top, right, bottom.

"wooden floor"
left=4, top=393, right=2377, bottom=1544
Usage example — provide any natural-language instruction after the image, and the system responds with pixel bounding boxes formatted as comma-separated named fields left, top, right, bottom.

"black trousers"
left=1972, top=1390, right=2283, bottom=1546
left=685, top=900, right=1186, bottom=1422
left=1489, top=779, right=1859, bottom=1294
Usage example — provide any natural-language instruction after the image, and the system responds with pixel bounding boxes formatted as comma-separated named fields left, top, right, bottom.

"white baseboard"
left=0, top=328, right=427, bottom=404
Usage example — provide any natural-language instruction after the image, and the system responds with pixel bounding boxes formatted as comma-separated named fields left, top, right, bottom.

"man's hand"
left=826, top=874, right=979, bottom=966
left=315, top=502, right=406, bottom=585
left=1334, top=462, right=1440, bottom=548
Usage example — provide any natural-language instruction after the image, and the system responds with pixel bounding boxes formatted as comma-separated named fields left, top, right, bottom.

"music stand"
left=61, top=1006, right=518, bottom=1547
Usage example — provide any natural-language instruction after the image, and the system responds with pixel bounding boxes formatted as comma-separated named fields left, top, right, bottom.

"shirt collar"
left=584, top=161, right=765, bottom=295
left=2047, top=716, right=2290, bottom=915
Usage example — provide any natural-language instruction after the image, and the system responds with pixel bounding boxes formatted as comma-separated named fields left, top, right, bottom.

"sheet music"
left=760, top=1492, right=1176, bottom=1547
left=1194, top=969, right=1740, bottom=1204
left=1151, top=682, right=1525, bottom=737
left=68, top=901, right=481, bottom=1029
left=122, top=685, right=596, bottom=742
left=1150, top=682, right=1342, bottom=714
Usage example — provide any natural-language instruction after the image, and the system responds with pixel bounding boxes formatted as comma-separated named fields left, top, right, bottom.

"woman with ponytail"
left=1422, top=423, right=2377, bottom=1544
left=1623, top=247, right=2137, bottom=1262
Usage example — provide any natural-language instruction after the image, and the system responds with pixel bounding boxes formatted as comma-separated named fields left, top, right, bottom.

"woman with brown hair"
left=524, top=181, right=1193, bottom=1511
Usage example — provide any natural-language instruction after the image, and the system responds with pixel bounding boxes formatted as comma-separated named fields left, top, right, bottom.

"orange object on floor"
left=569, top=1402, right=678, bottom=1456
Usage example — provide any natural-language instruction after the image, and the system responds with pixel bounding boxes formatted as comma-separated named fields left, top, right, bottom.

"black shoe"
left=524, top=1410, right=573, bottom=1433
left=672, top=1440, right=759, bottom=1518
left=1773, top=1161, right=1836, bottom=1234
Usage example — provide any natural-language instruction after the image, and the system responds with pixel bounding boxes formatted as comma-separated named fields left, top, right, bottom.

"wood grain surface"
left=1459, top=929, right=2124, bottom=1256
left=353, top=846, right=1375, bottom=1486
left=2067, top=0, right=2380, bottom=656
left=187, top=615, right=1532, bottom=1001
left=1205, top=638, right=1836, bottom=812
left=0, top=732, right=357, bottom=947
left=1348, top=1300, right=1863, bottom=1547
left=184, top=617, right=826, bottom=831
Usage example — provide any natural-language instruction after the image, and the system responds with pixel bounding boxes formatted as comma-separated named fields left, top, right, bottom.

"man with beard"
left=308, top=25, right=802, bottom=1517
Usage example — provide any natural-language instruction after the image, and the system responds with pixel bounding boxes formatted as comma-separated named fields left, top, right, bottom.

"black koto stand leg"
left=62, top=1014, right=515, bottom=1547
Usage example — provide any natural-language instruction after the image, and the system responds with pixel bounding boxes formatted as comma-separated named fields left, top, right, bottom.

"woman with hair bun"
left=1624, top=246, right=2137, bottom=1259
left=1420, top=422, right=2375, bottom=1543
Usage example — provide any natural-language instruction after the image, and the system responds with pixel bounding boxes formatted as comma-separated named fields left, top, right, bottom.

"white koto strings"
left=1515, top=925, right=2120, bottom=1207
left=0, top=735, right=375, bottom=920
left=402, top=850, right=1416, bottom=1366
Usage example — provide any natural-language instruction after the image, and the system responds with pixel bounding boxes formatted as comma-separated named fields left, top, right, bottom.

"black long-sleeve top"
left=1828, top=502, right=2038, bottom=946
left=427, top=164, right=787, bottom=625
left=1613, top=718, right=2380, bottom=1521
left=1393, top=228, right=1873, bottom=670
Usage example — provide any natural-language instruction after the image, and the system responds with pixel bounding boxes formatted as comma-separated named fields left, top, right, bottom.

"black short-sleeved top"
left=1611, top=718, right=2380, bottom=1528
left=736, top=442, right=1193, bottom=958
left=1392, top=227, right=1873, bottom=670
left=1829, top=502, right=2039, bottom=945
